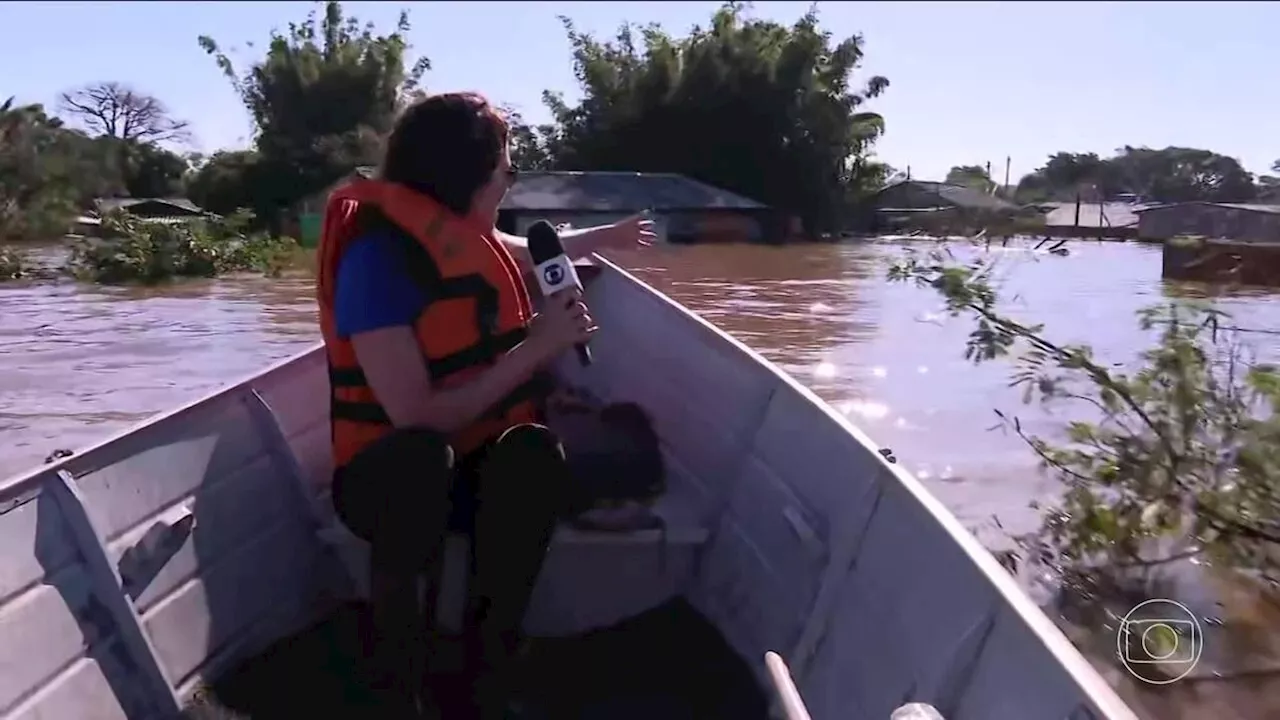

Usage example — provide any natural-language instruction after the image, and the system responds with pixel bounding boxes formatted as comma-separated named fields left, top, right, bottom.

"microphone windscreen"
left=527, top=220, right=564, bottom=264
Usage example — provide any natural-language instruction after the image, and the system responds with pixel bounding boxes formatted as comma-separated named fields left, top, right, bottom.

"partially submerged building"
left=1136, top=202, right=1280, bottom=244
left=1149, top=203, right=1280, bottom=287
left=868, top=180, right=1022, bottom=233
left=74, top=198, right=214, bottom=237
left=1034, top=201, right=1147, bottom=240
left=296, top=168, right=779, bottom=246
left=498, top=171, right=776, bottom=244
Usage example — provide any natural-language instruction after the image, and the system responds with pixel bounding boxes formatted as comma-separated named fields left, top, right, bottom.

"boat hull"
left=0, top=256, right=1137, bottom=719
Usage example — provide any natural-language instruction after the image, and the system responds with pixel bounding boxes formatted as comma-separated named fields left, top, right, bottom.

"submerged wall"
left=1162, top=238, right=1280, bottom=287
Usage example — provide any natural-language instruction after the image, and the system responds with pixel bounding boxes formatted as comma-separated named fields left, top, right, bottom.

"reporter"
left=315, top=91, right=596, bottom=718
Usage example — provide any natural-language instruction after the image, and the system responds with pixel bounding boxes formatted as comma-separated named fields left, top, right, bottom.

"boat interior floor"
left=181, top=598, right=770, bottom=720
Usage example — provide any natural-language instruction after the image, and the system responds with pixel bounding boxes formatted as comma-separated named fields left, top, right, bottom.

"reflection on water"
left=4, top=239, right=1280, bottom=717
left=616, top=241, right=1280, bottom=544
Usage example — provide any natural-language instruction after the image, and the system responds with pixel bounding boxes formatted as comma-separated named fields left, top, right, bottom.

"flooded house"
left=868, top=180, right=1022, bottom=234
left=73, top=198, right=212, bottom=237
left=1034, top=201, right=1148, bottom=240
left=1136, top=202, right=1280, bottom=244
left=1146, top=202, right=1280, bottom=286
left=498, top=171, right=778, bottom=244
left=295, top=168, right=781, bottom=246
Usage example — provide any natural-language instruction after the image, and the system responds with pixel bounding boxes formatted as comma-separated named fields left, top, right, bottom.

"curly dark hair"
left=378, top=92, right=510, bottom=217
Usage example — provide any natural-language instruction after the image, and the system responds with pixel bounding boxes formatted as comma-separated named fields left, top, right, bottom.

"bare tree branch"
left=58, top=82, right=191, bottom=145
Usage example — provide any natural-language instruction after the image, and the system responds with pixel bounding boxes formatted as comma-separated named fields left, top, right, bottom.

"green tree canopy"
left=198, top=0, right=430, bottom=225
left=1016, top=147, right=1260, bottom=204
left=536, top=2, right=890, bottom=232
left=945, top=165, right=995, bottom=193
left=0, top=99, right=125, bottom=240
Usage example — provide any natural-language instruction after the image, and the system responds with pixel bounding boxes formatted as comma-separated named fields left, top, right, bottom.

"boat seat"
left=315, top=483, right=709, bottom=637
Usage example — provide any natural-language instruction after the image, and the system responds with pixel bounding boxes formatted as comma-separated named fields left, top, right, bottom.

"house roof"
left=501, top=171, right=767, bottom=213
left=1038, top=201, right=1151, bottom=228
left=333, top=168, right=768, bottom=213
left=94, top=197, right=205, bottom=215
left=877, top=180, right=1019, bottom=213
left=1133, top=201, right=1280, bottom=216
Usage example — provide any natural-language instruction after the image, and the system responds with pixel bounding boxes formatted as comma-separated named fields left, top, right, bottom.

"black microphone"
left=527, top=220, right=592, bottom=366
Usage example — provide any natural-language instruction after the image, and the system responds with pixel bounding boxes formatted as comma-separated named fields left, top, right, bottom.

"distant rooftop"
left=94, top=197, right=205, bottom=215
left=502, top=171, right=767, bottom=213
left=1038, top=201, right=1152, bottom=228
left=1134, top=201, right=1280, bottom=216
left=338, top=168, right=767, bottom=213
left=876, top=180, right=1020, bottom=213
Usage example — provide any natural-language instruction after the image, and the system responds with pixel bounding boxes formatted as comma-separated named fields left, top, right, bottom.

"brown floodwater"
left=3, top=238, right=1280, bottom=716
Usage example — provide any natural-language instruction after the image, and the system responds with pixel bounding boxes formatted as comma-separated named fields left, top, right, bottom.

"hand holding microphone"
left=526, top=220, right=596, bottom=366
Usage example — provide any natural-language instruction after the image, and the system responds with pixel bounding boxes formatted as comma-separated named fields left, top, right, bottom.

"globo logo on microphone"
left=543, top=264, right=565, bottom=285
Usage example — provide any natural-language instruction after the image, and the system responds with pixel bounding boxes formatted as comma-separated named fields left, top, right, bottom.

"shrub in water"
left=66, top=208, right=301, bottom=284
left=0, top=247, right=28, bottom=280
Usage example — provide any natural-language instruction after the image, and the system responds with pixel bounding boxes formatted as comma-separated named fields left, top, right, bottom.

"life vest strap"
left=327, top=371, right=550, bottom=426
left=327, top=326, right=528, bottom=389
left=330, top=399, right=393, bottom=425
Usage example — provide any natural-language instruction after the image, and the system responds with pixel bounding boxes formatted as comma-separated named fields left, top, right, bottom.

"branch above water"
left=887, top=240, right=1280, bottom=584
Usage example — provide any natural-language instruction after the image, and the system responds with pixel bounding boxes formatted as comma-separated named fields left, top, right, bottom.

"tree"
left=1254, top=159, right=1280, bottom=194
left=945, top=165, right=995, bottom=193
left=58, top=82, right=191, bottom=144
left=118, top=141, right=187, bottom=198
left=198, top=0, right=430, bottom=226
left=888, top=244, right=1280, bottom=601
left=184, top=149, right=268, bottom=217
left=1109, top=146, right=1256, bottom=203
left=503, top=106, right=554, bottom=172
left=542, top=3, right=889, bottom=232
left=0, top=98, right=120, bottom=240
left=1015, top=147, right=1258, bottom=204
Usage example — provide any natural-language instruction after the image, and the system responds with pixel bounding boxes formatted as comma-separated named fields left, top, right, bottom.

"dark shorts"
left=332, top=430, right=494, bottom=544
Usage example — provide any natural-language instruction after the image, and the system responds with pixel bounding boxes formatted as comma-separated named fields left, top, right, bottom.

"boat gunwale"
left=0, top=254, right=1137, bottom=718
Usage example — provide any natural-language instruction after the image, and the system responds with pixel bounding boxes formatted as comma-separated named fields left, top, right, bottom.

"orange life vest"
left=316, top=178, right=544, bottom=470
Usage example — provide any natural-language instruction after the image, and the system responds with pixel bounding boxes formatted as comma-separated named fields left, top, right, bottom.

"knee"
left=345, top=427, right=456, bottom=497
left=482, top=424, right=571, bottom=499
left=374, top=426, right=453, bottom=468
left=490, top=423, right=566, bottom=466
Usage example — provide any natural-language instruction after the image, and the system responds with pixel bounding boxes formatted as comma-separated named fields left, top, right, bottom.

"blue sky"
left=4, top=1, right=1275, bottom=182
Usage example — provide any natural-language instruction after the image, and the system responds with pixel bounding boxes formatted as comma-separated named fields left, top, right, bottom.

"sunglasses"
left=506, top=167, right=519, bottom=183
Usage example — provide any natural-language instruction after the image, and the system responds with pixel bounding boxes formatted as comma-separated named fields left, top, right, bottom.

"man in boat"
left=315, top=91, right=654, bottom=718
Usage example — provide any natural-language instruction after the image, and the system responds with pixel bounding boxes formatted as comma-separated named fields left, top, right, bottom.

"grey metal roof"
left=342, top=167, right=767, bottom=212
left=1134, top=201, right=1280, bottom=215
left=876, top=181, right=1019, bottom=213
left=1039, top=201, right=1150, bottom=228
left=95, top=197, right=205, bottom=214
left=1216, top=203, right=1280, bottom=214
left=501, top=171, right=768, bottom=213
